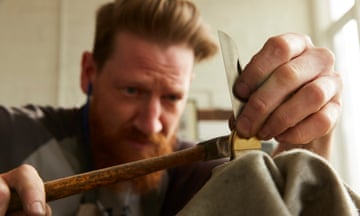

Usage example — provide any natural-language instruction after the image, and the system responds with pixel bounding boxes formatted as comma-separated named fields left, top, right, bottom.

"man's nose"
left=134, top=97, right=163, bottom=135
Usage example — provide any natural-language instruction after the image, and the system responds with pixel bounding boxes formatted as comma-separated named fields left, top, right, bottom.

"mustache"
left=120, top=126, right=167, bottom=146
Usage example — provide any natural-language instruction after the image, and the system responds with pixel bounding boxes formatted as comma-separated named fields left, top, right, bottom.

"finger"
left=275, top=99, right=341, bottom=144
left=234, top=33, right=314, bottom=100
left=235, top=47, right=335, bottom=138
left=3, top=164, right=46, bottom=216
left=7, top=204, right=51, bottom=216
left=257, top=73, right=342, bottom=140
left=45, top=203, right=52, bottom=216
left=0, top=177, right=11, bottom=216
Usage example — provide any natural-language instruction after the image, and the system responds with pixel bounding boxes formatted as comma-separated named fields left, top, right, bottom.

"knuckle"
left=17, top=164, right=38, bottom=176
left=319, top=47, right=335, bottom=64
left=0, top=180, right=10, bottom=199
left=315, top=47, right=335, bottom=71
left=303, top=34, right=314, bottom=46
left=18, top=164, right=36, bottom=173
left=334, top=72, right=344, bottom=90
left=250, top=55, right=269, bottom=77
left=264, top=36, right=292, bottom=60
left=333, top=97, right=343, bottom=110
left=248, top=95, right=268, bottom=114
left=315, top=111, right=333, bottom=134
left=305, top=83, right=328, bottom=105
left=275, top=64, right=300, bottom=86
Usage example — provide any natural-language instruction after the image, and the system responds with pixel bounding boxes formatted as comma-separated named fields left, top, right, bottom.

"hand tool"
left=218, top=30, right=261, bottom=159
left=7, top=135, right=230, bottom=213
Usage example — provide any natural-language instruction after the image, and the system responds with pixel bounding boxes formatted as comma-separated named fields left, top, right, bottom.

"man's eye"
left=165, top=94, right=180, bottom=102
left=124, top=87, right=138, bottom=95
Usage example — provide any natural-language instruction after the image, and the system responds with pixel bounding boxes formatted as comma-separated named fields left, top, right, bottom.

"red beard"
left=89, top=106, right=175, bottom=194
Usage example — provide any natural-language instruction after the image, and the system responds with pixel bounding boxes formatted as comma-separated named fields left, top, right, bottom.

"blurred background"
left=0, top=0, right=359, bottom=193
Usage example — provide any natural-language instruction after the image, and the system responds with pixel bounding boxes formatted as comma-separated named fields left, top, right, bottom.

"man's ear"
left=80, top=51, right=97, bottom=94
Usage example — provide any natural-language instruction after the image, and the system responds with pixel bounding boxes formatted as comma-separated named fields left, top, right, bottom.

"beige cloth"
left=178, top=149, right=360, bottom=216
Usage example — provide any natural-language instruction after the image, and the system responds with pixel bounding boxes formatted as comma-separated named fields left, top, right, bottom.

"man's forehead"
left=109, top=32, right=194, bottom=72
left=113, top=31, right=194, bottom=58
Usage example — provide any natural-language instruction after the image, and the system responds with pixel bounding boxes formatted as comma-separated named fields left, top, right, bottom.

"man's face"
left=87, top=32, right=194, bottom=192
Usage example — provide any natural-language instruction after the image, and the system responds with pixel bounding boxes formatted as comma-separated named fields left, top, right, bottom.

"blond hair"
left=93, top=0, right=218, bottom=69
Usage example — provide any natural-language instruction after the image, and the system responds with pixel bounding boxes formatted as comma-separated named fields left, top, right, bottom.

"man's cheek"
left=168, top=117, right=181, bottom=136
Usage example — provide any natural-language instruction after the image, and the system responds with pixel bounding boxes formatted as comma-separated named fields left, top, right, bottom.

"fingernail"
left=29, top=201, right=45, bottom=215
left=237, top=116, right=251, bottom=137
left=234, top=81, right=250, bottom=100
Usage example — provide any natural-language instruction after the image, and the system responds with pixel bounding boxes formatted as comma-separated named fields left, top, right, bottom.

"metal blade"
left=199, top=135, right=231, bottom=160
left=218, top=31, right=262, bottom=159
left=218, top=30, right=244, bottom=117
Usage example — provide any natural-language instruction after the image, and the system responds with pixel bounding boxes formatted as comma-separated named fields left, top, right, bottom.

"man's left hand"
left=233, top=33, right=342, bottom=159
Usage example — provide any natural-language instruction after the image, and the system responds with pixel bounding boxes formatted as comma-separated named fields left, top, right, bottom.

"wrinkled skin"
left=232, top=33, right=341, bottom=159
left=0, top=165, right=52, bottom=216
left=0, top=33, right=342, bottom=215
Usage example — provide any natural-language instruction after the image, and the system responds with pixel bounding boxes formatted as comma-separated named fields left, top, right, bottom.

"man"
left=0, top=0, right=342, bottom=215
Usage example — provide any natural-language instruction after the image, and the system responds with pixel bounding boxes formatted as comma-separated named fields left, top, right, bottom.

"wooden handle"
left=8, top=144, right=206, bottom=213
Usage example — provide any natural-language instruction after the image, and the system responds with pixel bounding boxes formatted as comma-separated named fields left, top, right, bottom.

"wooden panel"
left=197, top=109, right=232, bottom=121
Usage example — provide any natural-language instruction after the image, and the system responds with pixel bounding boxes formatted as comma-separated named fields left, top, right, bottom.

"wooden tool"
left=7, top=135, right=230, bottom=213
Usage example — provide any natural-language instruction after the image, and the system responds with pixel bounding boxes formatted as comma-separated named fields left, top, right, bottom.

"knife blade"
left=218, top=31, right=243, bottom=117
left=218, top=30, right=261, bottom=159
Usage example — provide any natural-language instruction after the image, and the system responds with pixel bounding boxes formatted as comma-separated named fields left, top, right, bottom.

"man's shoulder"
left=0, top=104, right=82, bottom=120
left=0, top=104, right=84, bottom=137
left=0, top=104, right=85, bottom=171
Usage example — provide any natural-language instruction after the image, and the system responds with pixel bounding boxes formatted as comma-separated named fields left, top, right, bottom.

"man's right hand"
left=0, top=164, right=51, bottom=215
